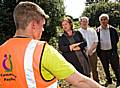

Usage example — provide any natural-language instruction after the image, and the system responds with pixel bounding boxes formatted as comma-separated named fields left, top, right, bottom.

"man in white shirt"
left=78, top=16, right=99, bottom=83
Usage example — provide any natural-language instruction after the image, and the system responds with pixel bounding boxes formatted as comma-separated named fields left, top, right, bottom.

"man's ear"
left=31, top=20, right=37, bottom=32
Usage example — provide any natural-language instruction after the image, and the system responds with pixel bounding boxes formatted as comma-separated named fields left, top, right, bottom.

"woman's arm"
left=79, top=38, right=87, bottom=50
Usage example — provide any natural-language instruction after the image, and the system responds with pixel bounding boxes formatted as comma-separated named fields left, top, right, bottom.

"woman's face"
left=62, top=20, right=71, bottom=32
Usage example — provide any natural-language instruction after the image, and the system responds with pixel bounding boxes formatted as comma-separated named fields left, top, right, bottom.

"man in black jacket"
left=96, top=13, right=120, bottom=88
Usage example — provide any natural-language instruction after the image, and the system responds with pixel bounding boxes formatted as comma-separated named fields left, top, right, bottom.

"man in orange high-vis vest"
left=0, top=1, right=105, bottom=88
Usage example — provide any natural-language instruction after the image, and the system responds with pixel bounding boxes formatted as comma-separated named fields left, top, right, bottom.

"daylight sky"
left=64, top=0, right=115, bottom=18
left=64, top=0, right=86, bottom=18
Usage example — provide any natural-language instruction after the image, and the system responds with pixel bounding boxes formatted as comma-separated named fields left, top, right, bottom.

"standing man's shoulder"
left=109, top=25, right=118, bottom=34
left=78, top=28, right=82, bottom=32
left=96, top=26, right=101, bottom=32
left=88, top=27, right=95, bottom=31
left=109, top=25, right=116, bottom=30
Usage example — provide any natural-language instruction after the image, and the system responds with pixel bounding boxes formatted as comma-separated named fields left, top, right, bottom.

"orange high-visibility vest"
left=0, top=38, right=57, bottom=88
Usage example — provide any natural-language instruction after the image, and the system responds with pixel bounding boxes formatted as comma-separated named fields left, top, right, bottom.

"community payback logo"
left=2, top=54, right=13, bottom=72
left=0, top=53, right=16, bottom=81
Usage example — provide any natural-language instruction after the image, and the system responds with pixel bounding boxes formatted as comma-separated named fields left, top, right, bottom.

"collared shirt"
left=99, top=25, right=112, bottom=50
left=79, top=27, right=98, bottom=53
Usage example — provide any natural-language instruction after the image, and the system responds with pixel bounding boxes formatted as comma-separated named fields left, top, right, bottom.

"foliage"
left=0, top=0, right=16, bottom=45
left=82, top=1, right=120, bottom=28
left=85, top=0, right=119, bottom=5
left=0, top=0, right=65, bottom=45
left=73, top=21, right=80, bottom=29
left=35, top=0, right=65, bottom=42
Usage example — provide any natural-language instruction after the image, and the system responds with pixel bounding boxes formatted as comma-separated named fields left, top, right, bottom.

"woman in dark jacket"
left=58, top=17, right=91, bottom=77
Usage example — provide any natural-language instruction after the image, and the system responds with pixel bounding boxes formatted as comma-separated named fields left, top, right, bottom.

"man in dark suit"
left=96, top=13, right=120, bottom=88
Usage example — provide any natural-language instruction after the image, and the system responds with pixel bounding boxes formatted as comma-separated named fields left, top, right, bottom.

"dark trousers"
left=99, top=50, right=120, bottom=84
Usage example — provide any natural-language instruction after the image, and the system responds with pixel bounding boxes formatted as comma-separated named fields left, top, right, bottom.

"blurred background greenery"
left=0, top=0, right=120, bottom=88
left=0, top=0, right=120, bottom=46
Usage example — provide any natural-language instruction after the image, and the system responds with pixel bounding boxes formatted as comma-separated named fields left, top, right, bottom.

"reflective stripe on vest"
left=24, top=39, right=57, bottom=88
left=24, top=39, right=38, bottom=88
left=0, top=38, right=57, bottom=88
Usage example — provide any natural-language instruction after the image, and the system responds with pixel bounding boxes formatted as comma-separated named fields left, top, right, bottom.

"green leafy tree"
left=0, top=0, right=65, bottom=45
left=85, top=0, right=119, bottom=6
left=86, top=0, right=108, bottom=5
left=0, top=0, right=16, bottom=45
left=82, top=1, right=120, bottom=28
left=36, top=0, right=65, bottom=42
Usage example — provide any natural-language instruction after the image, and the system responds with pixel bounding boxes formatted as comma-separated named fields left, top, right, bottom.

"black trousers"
left=99, top=50, right=120, bottom=84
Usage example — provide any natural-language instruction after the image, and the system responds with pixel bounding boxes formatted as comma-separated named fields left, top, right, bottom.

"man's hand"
left=72, top=46, right=80, bottom=51
left=87, top=49, right=93, bottom=56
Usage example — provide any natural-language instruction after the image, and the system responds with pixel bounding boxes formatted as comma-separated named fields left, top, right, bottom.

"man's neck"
left=101, top=24, right=108, bottom=29
left=81, top=27, right=87, bottom=30
left=14, top=29, right=31, bottom=38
